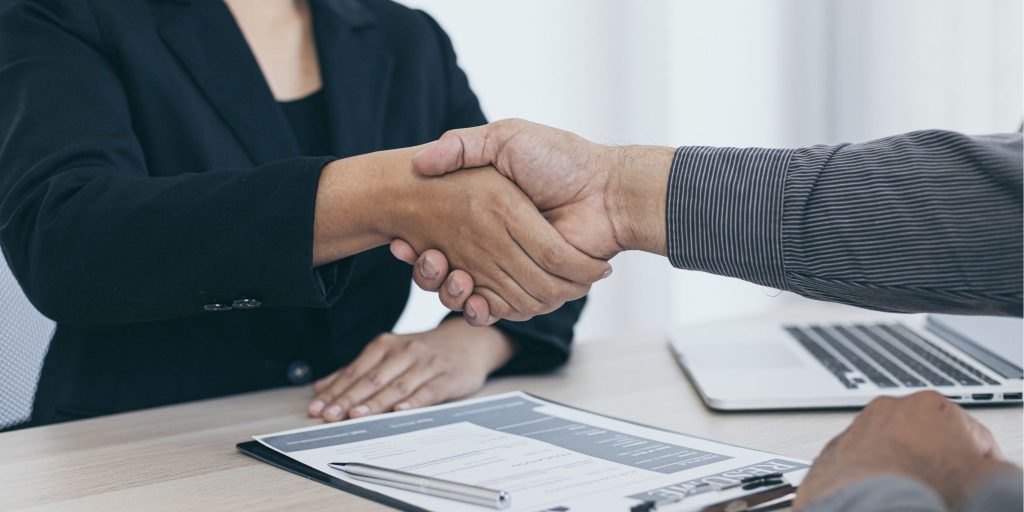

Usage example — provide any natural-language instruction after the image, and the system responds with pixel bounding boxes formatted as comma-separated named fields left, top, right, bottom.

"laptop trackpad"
left=690, top=343, right=803, bottom=369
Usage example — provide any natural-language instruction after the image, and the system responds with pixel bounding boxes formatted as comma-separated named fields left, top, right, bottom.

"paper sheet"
left=255, top=392, right=808, bottom=511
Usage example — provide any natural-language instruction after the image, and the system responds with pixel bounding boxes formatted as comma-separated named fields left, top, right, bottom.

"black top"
left=0, top=0, right=584, bottom=426
left=279, top=90, right=333, bottom=156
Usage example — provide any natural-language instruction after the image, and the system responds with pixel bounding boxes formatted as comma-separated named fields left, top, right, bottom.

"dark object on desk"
left=238, top=441, right=428, bottom=512
left=630, top=473, right=794, bottom=512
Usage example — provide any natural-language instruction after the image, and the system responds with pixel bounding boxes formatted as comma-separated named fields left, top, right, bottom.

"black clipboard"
left=237, top=393, right=802, bottom=512
left=236, top=440, right=427, bottom=512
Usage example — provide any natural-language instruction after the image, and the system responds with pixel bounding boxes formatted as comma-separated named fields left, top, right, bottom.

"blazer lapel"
left=159, top=0, right=299, bottom=164
left=310, top=0, right=395, bottom=157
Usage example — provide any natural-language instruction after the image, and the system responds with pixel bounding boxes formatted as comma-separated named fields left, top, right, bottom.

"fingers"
left=389, top=239, right=418, bottom=264
left=438, top=269, right=474, bottom=311
left=353, top=360, right=444, bottom=418
left=395, top=374, right=466, bottom=412
left=507, top=200, right=611, bottom=285
left=463, top=294, right=494, bottom=326
left=410, top=249, right=449, bottom=293
left=307, top=335, right=395, bottom=420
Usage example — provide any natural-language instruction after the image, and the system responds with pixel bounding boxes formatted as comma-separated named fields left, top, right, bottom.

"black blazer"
left=0, top=0, right=584, bottom=425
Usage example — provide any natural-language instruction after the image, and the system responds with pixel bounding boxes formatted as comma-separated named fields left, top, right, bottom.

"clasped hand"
left=390, top=119, right=673, bottom=325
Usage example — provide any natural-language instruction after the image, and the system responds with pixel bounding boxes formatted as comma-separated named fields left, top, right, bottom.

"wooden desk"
left=1, top=334, right=1020, bottom=511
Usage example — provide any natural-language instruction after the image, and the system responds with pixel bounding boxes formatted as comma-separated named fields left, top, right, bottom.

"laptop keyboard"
left=784, top=323, right=1000, bottom=390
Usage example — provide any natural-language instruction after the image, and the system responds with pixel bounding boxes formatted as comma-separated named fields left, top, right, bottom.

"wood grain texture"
left=1, top=325, right=1020, bottom=511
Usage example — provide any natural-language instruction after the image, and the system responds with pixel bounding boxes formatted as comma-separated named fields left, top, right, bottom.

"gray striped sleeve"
left=666, top=130, right=1023, bottom=316
left=802, top=475, right=946, bottom=512
left=800, top=476, right=946, bottom=512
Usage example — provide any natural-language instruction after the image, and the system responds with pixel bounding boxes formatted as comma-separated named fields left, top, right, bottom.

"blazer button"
left=232, top=298, right=262, bottom=310
left=287, top=360, right=312, bottom=385
left=203, top=303, right=233, bottom=312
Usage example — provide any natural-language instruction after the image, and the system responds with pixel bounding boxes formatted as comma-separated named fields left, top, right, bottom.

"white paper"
left=255, top=392, right=808, bottom=511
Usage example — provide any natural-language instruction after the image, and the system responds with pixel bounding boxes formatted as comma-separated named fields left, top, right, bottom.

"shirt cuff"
left=801, top=476, right=946, bottom=512
left=665, top=146, right=793, bottom=289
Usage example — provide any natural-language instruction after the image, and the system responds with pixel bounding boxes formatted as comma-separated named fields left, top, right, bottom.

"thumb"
left=412, top=120, right=522, bottom=176
left=411, top=131, right=470, bottom=176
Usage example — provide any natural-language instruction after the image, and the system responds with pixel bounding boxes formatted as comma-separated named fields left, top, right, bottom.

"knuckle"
left=415, top=388, right=434, bottom=405
left=915, top=390, right=946, bottom=403
left=392, top=380, right=413, bottom=396
left=440, top=293, right=465, bottom=311
left=426, top=354, right=449, bottom=370
left=406, top=338, right=428, bottom=354
left=364, top=370, right=387, bottom=388
left=538, top=245, right=561, bottom=271
left=332, top=397, right=352, bottom=411
left=865, top=395, right=893, bottom=410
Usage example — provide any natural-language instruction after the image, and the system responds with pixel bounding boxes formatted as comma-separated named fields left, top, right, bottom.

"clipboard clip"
left=630, top=473, right=793, bottom=512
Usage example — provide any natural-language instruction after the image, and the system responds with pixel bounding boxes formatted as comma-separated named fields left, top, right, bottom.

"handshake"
left=385, top=119, right=675, bottom=326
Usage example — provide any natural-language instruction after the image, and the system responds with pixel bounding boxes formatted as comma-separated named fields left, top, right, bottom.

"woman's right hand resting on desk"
left=311, top=146, right=611, bottom=323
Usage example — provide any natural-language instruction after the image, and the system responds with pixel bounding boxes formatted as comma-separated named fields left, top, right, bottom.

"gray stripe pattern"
left=666, top=130, right=1023, bottom=316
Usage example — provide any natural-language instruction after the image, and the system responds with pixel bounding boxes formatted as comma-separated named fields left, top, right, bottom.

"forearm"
left=656, top=131, right=1023, bottom=316
left=0, top=156, right=343, bottom=324
left=436, top=317, right=518, bottom=373
left=606, top=146, right=674, bottom=256
left=312, top=146, right=419, bottom=267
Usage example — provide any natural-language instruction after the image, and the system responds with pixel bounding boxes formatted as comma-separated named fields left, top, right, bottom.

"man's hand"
left=390, top=119, right=673, bottom=323
left=308, top=318, right=516, bottom=421
left=794, top=391, right=1017, bottom=510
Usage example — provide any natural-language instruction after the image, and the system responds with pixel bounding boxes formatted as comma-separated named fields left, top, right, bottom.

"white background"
left=392, top=0, right=1023, bottom=340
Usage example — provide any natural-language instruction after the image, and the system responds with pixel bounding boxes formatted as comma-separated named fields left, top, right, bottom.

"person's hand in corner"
left=794, top=390, right=1019, bottom=511
left=389, top=119, right=675, bottom=324
left=308, top=318, right=516, bottom=422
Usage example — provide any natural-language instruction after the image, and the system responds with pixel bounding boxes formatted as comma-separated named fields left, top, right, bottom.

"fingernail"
left=420, top=258, right=438, bottom=279
left=446, top=276, right=463, bottom=296
left=602, top=267, right=613, bottom=279
left=465, top=302, right=477, bottom=319
left=352, top=405, right=370, bottom=417
left=309, top=400, right=325, bottom=416
left=325, top=405, right=342, bottom=419
left=395, top=402, right=411, bottom=411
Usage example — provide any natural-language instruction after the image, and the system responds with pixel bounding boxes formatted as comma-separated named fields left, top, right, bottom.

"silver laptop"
left=668, top=314, right=1023, bottom=410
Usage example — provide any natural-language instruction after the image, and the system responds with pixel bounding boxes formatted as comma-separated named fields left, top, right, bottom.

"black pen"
left=328, top=462, right=511, bottom=510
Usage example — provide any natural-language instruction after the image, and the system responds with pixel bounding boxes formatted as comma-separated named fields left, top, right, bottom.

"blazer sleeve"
left=417, top=11, right=586, bottom=374
left=0, top=3, right=351, bottom=325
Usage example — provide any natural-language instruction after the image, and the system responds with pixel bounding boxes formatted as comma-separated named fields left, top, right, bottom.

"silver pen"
left=328, top=462, right=511, bottom=510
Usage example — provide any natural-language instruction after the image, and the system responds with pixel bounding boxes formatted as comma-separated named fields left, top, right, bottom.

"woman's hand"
left=307, top=318, right=516, bottom=422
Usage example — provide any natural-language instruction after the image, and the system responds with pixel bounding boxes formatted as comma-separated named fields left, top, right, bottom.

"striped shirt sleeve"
left=666, top=130, right=1023, bottom=316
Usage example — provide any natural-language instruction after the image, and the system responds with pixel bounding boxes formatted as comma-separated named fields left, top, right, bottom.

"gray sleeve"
left=801, top=476, right=947, bottom=512
left=665, top=130, right=1023, bottom=316
left=957, top=470, right=1023, bottom=512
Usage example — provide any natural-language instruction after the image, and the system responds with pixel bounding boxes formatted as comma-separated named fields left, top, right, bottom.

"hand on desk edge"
left=307, top=317, right=516, bottom=422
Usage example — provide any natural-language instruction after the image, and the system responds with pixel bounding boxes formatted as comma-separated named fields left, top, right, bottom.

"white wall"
left=392, top=0, right=1023, bottom=339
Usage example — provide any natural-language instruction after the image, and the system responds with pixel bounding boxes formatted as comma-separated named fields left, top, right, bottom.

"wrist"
left=604, top=145, right=673, bottom=255
left=439, top=317, right=518, bottom=373
left=312, top=148, right=418, bottom=266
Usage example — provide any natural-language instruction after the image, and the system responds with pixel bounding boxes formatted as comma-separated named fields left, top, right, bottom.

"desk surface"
left=1, top=332, right=1021, bottom=511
